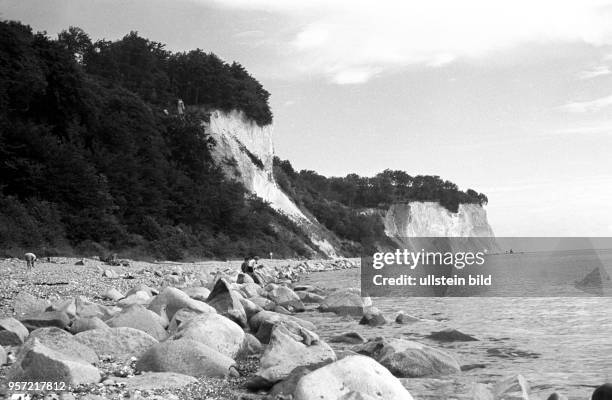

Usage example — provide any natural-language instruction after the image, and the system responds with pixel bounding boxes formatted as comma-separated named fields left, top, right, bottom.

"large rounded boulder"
left=136, top=338, right=235, bottom=378
left=293, top=355, right=413, bottom=400
left=170, top=313, right=245, bottom=358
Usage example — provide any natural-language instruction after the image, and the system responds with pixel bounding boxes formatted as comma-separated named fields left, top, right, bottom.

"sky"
left=2, top=0, right=612, bottom=236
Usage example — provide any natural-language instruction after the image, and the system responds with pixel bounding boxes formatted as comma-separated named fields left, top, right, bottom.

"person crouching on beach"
left=24, top=252, right=36, bottom=272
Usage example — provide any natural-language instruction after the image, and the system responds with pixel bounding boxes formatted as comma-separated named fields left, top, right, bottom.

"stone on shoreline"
left=353, top=337, right=461, bottom=378
left=0, top=317, right=29, bottom=345
left=239, top=283, right=265, bottom=299
left=114, top=372, right=197, bottom=390
left=14, top=292, right=52, bottom=317
left=103, top=288, right=124, bottom=301
left=493, top=374, right=531, bottom=400
left=170, top=313, right=245, bottom=358
left=329, top=332, right=367, bottom=344
left=20, top=310, right=71, bottom=331
left=359, top=307, right=387, bottom=327
left=267, top=286, right=305, bottom=312
left=237, top=333, right=263, bottom=357
left=206, top=278, right=248, bottom=328
left=126, top=284, right=157, bottom=298
left=427, top=328, right=479, bottom=342
left=148, top=287, right=215, bottom=320
left=181, top=286, right=211, bottom=302
left=249, top=311, right=316, bottom=342
left=251, top=325, right=336, bottom=388
left=117, top=291, right=151, bottom=307
left=237, top=273, right=254, bottom=284
left=7, top=339, right=100, bottom=385
left=75, top=327, right=158, bottom=361
left=136, top=338, right=235, bottom=378
left=28, top=327, right=99, bottom=364
left=69, top=316, right=109, bottom=334
left=107, top=304, right=168, bottom=341
left=167, top=308, right=200, bottom=333
left=395, top=311, right=420, bottom=324
left=250, top=296, right=276, bottom=311
left=102, top=269, right=120, bottom=279
left=293, top=355, right=413, bottom=400
left=297, top=291, right=325, bottom=303
left=319, top=289, right=372, bottom=317
left=239, top=297, right=263, bottom=320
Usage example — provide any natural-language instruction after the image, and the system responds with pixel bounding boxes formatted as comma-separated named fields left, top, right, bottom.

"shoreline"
left=0, top=256, right=598, bottom=400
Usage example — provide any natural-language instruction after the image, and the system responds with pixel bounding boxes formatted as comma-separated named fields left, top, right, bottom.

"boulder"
left=170, top=313, right=244, bottom=358
left=592, top=384, right=612, bottom=400
left=102, top=269, right=120, bottom=279
left=27, top=327, right=98, bottom=364
left=493, top=374, right=531, bottom=400
left=49, top=298, right=77, bottom=318
left=181, top=287, right=211, bottom=302
left=136, top=339, right=235, bottom=378
left=106, top=304, right=167, bottom=341
left=126, top=285, right=157, bottom=298
left=103, top=288, right=124, bottom=301
left=330, top=332, right=367, bottom=344
left=148, top=287, right=215, bottom=321
left=237, top=273, right=254, bottom=284
left=255, top=318, right=319, bottom=345
left=546, top=393, right=568, bottom=400
left=426, top=328, right=478, bottom=342
left=206, top=278, right=248, bottom=328
left=13, top=293, right=52, bottom=317
left=7, top=339, right=100, bottom=385
left=114, top=372, right=197, bottom=390
left=395, top=312, right=420, bottom=324
left=69, top=317, right=109, bottom=334
left=297, top=291, right=325, bottom=303
left=359, top=308, right=387, bottom=327
left=20, top=311, right=71, bottom=331
left=267, top=286, right=305, bottom=312
left=117, top=291, right=151, bottom=307
left=167, top=308, right=200, bottom=333
left=252, top=325, right=336, bottom=388
left=353, top=337, right=460, bottom=378
left=249, top=310, right=316, bottom=334
left=250, top=296, right=276, bottom=311
left=75, top=327, right=158, bottom=361
left=237, top=333, right=263, bottom=357
left=269, top=366, right=314, bottom=399
left=293, top=355, right=413, bottom=400
left=239, top=297, right=263, bottom=320
left=0, top=345, right=6, bottom=365
left=319, top=289, right=371, bottom=316
left=240, top=283, right=265, bottom=299
left=0, top=317, right=29, bottom=345
left=76, top=298, right=117, bottom=320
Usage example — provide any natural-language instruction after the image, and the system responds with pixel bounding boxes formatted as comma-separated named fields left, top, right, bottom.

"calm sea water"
left=297, top=250, right=612, bottom=400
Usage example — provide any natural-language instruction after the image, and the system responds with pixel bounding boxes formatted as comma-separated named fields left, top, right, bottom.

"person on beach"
left=24, top=252, right=36, bottom=272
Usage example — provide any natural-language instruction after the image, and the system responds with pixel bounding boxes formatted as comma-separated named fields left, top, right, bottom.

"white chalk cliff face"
left=384, top=202, right=495, bottom=238
left=203, top=109, right=338, bottom=257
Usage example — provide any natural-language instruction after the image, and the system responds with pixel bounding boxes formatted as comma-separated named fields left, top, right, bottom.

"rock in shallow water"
left=353, top=337, right=460, bottom=378
left=319, top=289, right=371, bottom=317
left=359, top=307, right=387, bottom=327
left=426, top=328, right=479, bottom=342
left=293, top=355, right=413, bottom=400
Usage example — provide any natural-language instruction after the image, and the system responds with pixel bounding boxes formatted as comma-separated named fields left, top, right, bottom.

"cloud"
left=560, top=94, right=612, bottom=112
left=578, top=65, right=612, bottom=79
left=549, top=123, right=612, bottom=134
left=203, top=0, right=612, bottom=84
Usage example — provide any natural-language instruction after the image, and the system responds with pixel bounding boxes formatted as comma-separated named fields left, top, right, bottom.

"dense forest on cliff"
left=0, top=21, right=488, bottom=259
left=0, top=21, right=310, bottom=259
left=274, top=157, right=488, bottom=252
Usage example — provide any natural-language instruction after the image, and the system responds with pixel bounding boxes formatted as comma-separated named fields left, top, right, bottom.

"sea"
left=296, top=249, right=612, bottom=400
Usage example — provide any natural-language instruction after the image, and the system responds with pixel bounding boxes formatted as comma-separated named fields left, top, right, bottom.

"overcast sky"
left=3, top=0, right=612, bottom=236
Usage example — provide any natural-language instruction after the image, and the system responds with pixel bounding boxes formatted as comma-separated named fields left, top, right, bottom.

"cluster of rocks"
left=0, top=257, right=590, bottom=400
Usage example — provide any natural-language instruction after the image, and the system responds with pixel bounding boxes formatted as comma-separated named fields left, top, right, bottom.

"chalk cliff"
left=382, top=202, right=498, bottom=252
left=202, top=109, right=340, bottom=256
